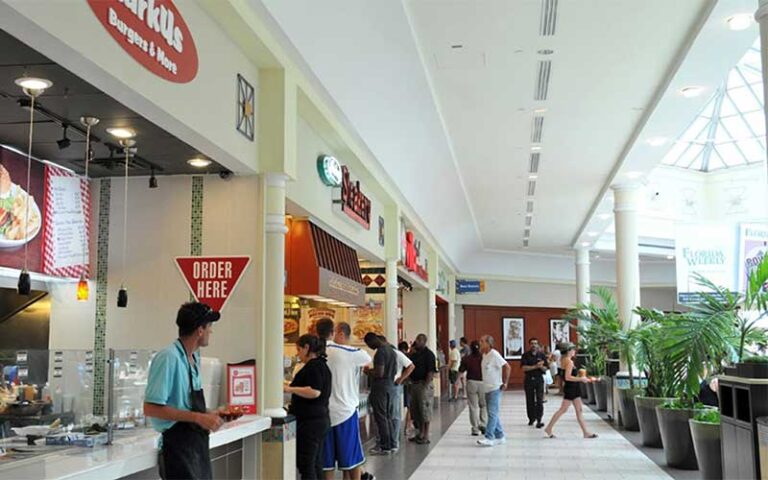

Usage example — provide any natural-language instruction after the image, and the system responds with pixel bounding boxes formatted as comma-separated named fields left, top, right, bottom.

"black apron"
left=159, top=347, right=212, bottom=480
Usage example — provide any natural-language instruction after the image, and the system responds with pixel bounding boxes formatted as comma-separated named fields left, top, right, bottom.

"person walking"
left=459, top=337, right=470, bottom=399
left=284, top=334, right=333, bottom=479
left=544, top=344, right=598, bottom=439
left=363, top=333, right=399, bottom=455
left=521, top=338, right=547, bottom=428
left=389, top=336, right=414, bottom=451
left=144, top=302, right=224, bottom=480
left=459, top=340, right=486, bottom=436
left=408, top=333, right=437, bottom=444
left=477, top=335, right=510, bottom=447
left=448, top=340, right=461, bottom=401
left=317, top=319, right=370, bottom=480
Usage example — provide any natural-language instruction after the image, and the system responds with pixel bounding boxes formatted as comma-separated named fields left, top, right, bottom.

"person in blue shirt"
left=144, top=302, right=224, bottom=480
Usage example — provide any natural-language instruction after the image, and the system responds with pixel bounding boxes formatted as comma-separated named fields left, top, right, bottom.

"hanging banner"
left=87, top=0, right=199, bottom=83
left=175, top=256, right=251, bottom=311
left=738, top=223, right=768, bottom=294
left=675, top=223, right=738, bottom=303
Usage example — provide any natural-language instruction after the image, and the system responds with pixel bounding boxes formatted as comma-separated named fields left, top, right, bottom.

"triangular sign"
left=175, top=256, right=251, bottom=312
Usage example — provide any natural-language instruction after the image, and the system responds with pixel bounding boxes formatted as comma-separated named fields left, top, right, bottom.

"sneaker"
left=477, top=438, right=495, bottom=447
left=494, top=436, right=507, bottom=445
left=361, top=473, right=376, bottom=480
left=471, top=430, right=480, bottom=436
left=536, top=422, right=545, bottom=429
left=368, top=447, right=390, bottom=455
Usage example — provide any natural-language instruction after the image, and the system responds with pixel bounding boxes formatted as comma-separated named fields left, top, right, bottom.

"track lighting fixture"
left=57, top=124, right=71, bottom=150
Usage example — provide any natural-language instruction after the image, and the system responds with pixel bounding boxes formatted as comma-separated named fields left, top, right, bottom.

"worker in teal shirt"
left=144, top=302, right=224, bottom=480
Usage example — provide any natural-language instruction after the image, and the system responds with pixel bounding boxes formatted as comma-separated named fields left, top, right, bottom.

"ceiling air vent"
left=539, top=0, right=558, bottom=36
left=524, top=228, right=531, bottom=237
left=534, top=60, right=551, bottom=101
left=525, top=216, right=532, bottom=227
left=527, top=180, right=536, bottom=196
left=529, top=153, right=540, bottom=174
left=523, top=239, right=530, bottom=247
left=531, top=115, right=544, bottom=143
left=526, top=200, right=534, bottom=213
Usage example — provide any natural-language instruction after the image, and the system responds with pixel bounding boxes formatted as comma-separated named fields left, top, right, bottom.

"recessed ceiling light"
left=726, top=14, right=752, bottom=31
left=531, top=145, right=541, bottom=152
left=528, top=173, right=538, bottom=179
left=587, top=231, right=599, bottom=237
left=666, top=254, right=675, bottom=260
left=187, top=158, right=212, bottom=168
left=525, top=212, right=533, bottom=217
left=646, top=136, right=668, bottom=147
left=580, top=241, right=590, bottom=247
left=624, top=170, right=644, bottom=179
left=533, top=108, right=548, bottom=113
left=537, top=49, right=554, bottom=55
left=15, top=77, right=53, bottom=91
left=598, top=213, right=611, bottom=220
left=106, top=127, right=136, bottom=139
left=679, top=86, right=705, bottom=98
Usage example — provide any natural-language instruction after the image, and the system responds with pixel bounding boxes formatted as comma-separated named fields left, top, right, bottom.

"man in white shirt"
left=386, top=336, right=414, bottom=451
left=318, top=319, right=371, bottom=479
left=477, top=334, right=510, bottom=447
left=448, top=340, right=461, bottom=401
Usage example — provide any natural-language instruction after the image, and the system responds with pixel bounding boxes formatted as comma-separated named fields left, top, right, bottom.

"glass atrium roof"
left=663, top=38, right=766, bottom=171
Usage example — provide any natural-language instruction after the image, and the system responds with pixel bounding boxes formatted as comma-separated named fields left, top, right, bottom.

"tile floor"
left=408, top=390, right=674, bottom=480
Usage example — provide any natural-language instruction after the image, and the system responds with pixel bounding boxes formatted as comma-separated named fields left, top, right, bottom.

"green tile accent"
left=93, top=179, right=111, bottom=415
left=190, top=176, right=204, bottom=301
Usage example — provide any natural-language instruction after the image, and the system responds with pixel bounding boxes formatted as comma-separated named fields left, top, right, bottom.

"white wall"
left=402, top=287, right=429, bottom=343
left=289, top=117, right=386, bottom=260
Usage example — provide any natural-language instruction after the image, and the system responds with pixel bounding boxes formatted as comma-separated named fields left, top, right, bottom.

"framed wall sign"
left=502, top=317, right=524, bottom=360
left=549, top=319, right=570, bottom=352
left=227, top=361, right=257, bottom=414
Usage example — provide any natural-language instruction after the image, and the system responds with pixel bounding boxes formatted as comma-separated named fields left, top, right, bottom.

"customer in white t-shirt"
left=318, top=319, right=371, bottom=477
left=477, top=334, right=510, bottom=447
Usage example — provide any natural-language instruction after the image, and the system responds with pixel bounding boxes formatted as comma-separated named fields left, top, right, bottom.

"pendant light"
left=117, top=138, right=135, bottom=308
left=76, top=116, right=99, bottom=302
left=15, top=76, right=52, bottom=295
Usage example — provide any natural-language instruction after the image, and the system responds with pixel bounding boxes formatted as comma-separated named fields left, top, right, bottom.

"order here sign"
left=175, top=256, right=251, bottom=312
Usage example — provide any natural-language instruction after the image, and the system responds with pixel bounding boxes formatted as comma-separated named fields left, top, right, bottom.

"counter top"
left=0, top=415, right=271, bottom=480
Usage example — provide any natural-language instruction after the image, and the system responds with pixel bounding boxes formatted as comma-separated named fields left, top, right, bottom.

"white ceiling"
left=255, top=0, right=761, bottom=279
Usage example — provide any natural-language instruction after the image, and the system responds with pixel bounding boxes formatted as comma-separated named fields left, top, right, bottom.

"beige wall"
left=402, top=287, right=430, bottom=343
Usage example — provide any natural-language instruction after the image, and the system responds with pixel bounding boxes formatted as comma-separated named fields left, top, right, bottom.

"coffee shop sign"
left=318, top=155, right=372, bottom=230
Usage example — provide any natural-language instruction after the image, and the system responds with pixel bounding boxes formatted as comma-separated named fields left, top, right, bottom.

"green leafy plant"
left=662, top=399, right=705, bottom=410
left=743, top=355, right=768, bottom=364
left=694, top=409, right=720, bottom=424
left=634, top=307, right=677, bottom=398
left=566, top=286, right=621, bottom=377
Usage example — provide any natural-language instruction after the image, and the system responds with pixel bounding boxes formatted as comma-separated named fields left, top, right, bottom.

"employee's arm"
left=502, top=363, right=511, bottom=389
left=283, top=385, right=321, bottom=399
left=395, top=364, right=415, bottom=385
left=143, top=402, right=223, bottom=431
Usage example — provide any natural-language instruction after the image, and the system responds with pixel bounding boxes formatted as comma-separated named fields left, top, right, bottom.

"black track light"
left=57, top=125, right=71, bottom=150
left=149, top=167, right=158, bottom=189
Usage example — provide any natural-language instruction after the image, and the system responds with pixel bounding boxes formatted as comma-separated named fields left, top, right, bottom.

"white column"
left=756, top=1, right=768, bottom=182
left=612, top=183, right=642, bottom=331
left=385, top=259, right=398, bottom=343
left=263, top=173, right=288, bottom=418
left=575, top=248, right=591, bottom=306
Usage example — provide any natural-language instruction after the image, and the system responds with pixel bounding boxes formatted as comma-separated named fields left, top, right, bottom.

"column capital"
left=263, top=172, right=289, bottom=188
left=575, top=248, right=590, bottom=266
left=612, top=182, right=642, bottom=213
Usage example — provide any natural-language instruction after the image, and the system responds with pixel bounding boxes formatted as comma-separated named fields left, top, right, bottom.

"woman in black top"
left=543, top=344, right=597, bottom=439
left=284, top=334, right=332, bottom=479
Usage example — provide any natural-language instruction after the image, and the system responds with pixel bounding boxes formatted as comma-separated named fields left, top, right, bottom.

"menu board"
left=286, top=295, right=386, bottom=346
left=42, top=166, right=89, bottom=277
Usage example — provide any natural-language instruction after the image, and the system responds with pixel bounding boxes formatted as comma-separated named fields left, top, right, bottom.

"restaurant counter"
left=0, top=415, right=271, bottom=480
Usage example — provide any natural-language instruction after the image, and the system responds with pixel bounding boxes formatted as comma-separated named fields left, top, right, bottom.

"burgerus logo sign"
left=87, top=0, right=199, bottom=83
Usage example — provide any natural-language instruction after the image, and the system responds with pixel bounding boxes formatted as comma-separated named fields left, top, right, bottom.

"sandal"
left=544, top=431, right=555, bottom=438
left=584, top=433, right=598, bottom=439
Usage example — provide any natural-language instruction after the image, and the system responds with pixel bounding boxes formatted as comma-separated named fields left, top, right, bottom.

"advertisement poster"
left=737, top=223, right=768, bottom=294
left=503, top=317, right=524, bottom=360
left=227, top=363, right=256, bottom=414
left=549, top=319, right=570, bottom=352
left=350, top=296, right=385, bottom=344
left=675, top=223, right=738, bottom=303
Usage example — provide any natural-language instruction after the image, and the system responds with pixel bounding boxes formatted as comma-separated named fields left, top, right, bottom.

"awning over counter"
left=285, top=219, right=366, bottom=306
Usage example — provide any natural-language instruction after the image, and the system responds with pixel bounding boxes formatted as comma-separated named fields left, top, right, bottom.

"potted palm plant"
left=614, top=322, right=646, bottom=431
left=633, top=309, right=676, bottom=447
left=689, top=409, right=722, bottom=479
left=656, top=275, right=739, bottom=470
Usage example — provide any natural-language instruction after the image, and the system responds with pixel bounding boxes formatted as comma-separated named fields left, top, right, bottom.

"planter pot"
left=579, top=382, right=588, bottom=399
left=594, top=378, right=608, bottom=412
left=635, top=396, right=673, bottom=448
left=723, top=365, right=739, bottom=376
left=617, top=388, right=643, bottom=431
left=656, top=406, right=705, bottom=470
left=736, top=362, right=768, bottom=379
left=689, top=419, right=722, bottom=480
left=585, top=381, right=596, bottom=405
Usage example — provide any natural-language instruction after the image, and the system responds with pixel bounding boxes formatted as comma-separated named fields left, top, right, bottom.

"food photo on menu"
left=0, top=160, right=42, bottom=254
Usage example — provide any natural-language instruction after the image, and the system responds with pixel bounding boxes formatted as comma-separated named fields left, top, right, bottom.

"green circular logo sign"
left=317, top=155, right=342, bottom=186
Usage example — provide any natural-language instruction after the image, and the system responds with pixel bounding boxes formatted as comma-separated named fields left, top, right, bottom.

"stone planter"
left=736, top=362, right=768, bottom=379
left=656, top=405, right=706, bottom=470
left=617, top=388, right=643, bottom=431
left=689, top=419, right=722, bottom=480
left=635, top=396, right=672, bottom=448
left=594, top=378, right=608, bottom=412
left=585, top=381, right=596, bottom=405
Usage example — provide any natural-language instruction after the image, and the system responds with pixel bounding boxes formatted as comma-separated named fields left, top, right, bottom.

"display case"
left=111, top=349, right=156, bottom=430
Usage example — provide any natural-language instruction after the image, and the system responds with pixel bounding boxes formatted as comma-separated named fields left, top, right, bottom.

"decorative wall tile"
left=189, top=176, right=204, bottom=301
left=93, top=179, right=111, bottom=415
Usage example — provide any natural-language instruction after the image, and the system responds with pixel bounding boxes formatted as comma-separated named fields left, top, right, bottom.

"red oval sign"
left=87, top=0, right=198, bottom=83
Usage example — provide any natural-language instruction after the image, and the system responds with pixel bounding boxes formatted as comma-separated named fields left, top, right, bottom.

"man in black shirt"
left=407, top=333, right=437, bottom=444
left=364, top=332, right=399, bottom=455
left=521, top=337, right=548, bottom=428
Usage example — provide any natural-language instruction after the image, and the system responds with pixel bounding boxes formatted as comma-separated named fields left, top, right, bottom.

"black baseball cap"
left=176, top=302, right=221, bottom=332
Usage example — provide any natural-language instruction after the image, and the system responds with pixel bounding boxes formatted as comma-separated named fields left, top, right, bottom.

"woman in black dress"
left=543, top=344, right=597, bottom=439
left=284, top=334, right=332, bottom=479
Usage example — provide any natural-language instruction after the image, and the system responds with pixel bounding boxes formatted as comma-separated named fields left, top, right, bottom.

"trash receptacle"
left=758, top=417, right=768, bottom=480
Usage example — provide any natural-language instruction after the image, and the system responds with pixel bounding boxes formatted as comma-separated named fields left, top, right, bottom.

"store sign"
left=675, top=223, right=737, bottom=303
left=175, top=256, right=251, bottom=311
left=317, top=155, right=342, bottom=187
left=87, top=0, right=199, bottom=83
left=338, top=166, right=371, bottom=229
left=456, top=279, right=485, bottom=295
left=404, top=231, right=428, bottom=282
left=737, top=223, right=768, bottom=293
left=318, top=268, right=365, bottom=306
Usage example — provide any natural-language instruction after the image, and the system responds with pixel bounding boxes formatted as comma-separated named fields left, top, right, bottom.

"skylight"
left=663, top=38, right=766, bottom=171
